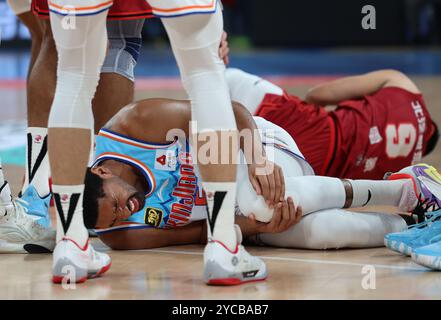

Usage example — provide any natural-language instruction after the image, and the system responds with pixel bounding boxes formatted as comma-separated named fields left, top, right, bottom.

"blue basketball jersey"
left=93, top=128, right=207, bottom=230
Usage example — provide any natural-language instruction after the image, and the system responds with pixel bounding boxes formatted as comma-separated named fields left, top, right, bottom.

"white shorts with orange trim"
left=48, top=0, right=113, bottom=16
left=147, top=0, right=218, bottom=18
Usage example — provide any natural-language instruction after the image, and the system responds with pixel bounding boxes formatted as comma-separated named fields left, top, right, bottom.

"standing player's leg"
left=7, top=1, right=54, bottom=227
left=148, top=1, right=266, bottom=284
left=7, top=0, right=42, bottom=78
left=21, top=20, right=55, bottom=226
left=48, top=2, right=112, bottom=283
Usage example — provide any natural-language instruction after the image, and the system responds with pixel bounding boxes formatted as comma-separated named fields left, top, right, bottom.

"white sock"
left=203, top=182, right=237, bottom=250
left=53, top=184, right=88, bottom=247
left=22, top=127, right=50, bottom=197
left=0, top=158, right=13, bottom=214
left=349, top=179, right=411, bottom=208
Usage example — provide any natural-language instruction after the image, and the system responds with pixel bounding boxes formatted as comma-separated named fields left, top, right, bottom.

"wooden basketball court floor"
left=1, top=77, right=441, bottom=300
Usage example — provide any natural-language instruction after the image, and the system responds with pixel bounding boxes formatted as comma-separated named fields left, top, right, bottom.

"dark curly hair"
left=83, top=167, right=105, bottom=229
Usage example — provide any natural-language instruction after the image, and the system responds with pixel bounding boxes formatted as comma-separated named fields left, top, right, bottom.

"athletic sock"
left=203, top=182, right=237, bottom=251
left=53, top=184, right=89, bottom=247
left=348, top=179, right=412, bottom=208
left=0, top=158, right=13, bottom=214
left=22, top=127, right=50, bottom=198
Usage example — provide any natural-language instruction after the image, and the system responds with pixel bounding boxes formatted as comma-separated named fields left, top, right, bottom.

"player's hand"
left=248, top=159, right=285, bottom=208
left=219, top=31, right=230, bottom=65
left=248, top=197, right=302, bottom=234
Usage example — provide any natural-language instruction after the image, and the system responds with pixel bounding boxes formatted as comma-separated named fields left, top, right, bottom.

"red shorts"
left=256, top=87, right=435, bottom=180
left=32, top=0, right=153, bottom=20
left=255, top=92, right=334, bottom=176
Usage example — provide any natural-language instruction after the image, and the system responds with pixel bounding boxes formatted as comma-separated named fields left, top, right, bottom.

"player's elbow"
left=305, top=88, right=326, bottom=105
left=98, top=232, right=164, bottom=250
left=304, top=89, right=317, bottom=104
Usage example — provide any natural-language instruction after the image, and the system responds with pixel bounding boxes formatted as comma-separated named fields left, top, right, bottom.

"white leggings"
left=48, top=12, right=108, bottom=131
left=236, top=118, right=406, bottom=249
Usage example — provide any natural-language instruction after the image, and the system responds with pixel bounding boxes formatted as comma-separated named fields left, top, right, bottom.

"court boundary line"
left=143, top=248, right=427, bottom=272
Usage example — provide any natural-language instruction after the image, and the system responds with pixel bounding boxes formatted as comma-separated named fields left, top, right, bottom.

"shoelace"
left=409, top=208, right=441, bottom=230
left=412, top=194, right=441, bottom=223
left=10, top=199, right=47, bottom=234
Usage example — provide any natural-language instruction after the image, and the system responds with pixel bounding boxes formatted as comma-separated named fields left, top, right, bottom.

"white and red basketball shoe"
left=52, top=238, right=111, bottom=284
left=203, top=225, right=268, bottom=285
left=0, top=180, right=55, bottom=253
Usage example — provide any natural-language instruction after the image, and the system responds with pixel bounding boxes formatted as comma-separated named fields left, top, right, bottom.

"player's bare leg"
left=149, top=2, right=267, bottom=284
left=12, top=10, right=43, bottom=79
left=92, top=19, right=144, bottom=132
left=48, top=4, right=111, bottom=283
left=5, top=3, right=54, bottom=228
left=21, top=21, right=56, bottom=226
left=92, top=74, right=134, bottom=133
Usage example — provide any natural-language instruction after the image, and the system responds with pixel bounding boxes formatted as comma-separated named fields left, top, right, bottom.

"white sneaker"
left=0, top=199, right=55, bottom=253
left=52, top=238, right=111, bottom=284
left=203, top=225, right=268, bottom=285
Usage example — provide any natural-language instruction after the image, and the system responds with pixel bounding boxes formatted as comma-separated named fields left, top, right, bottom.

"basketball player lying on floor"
left=73, top=97, right=441, bottom=250
left=225, top=68, right=439, bottom=180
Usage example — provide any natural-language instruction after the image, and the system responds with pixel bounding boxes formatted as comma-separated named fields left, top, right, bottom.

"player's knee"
left=102, top=20, right=143, bottom=82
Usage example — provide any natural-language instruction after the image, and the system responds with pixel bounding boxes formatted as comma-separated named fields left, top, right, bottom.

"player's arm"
left=305, top=70, right=419, bottom=106
left=98, top=220, right=207, bottom=250
left=232, top=102, right=286, bottom=206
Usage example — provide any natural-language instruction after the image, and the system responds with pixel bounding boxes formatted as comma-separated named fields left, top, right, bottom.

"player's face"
left=95, top=176, right=146, bottom=229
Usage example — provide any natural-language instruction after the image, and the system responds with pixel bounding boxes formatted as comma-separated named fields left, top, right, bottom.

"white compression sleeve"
left=48, top=13, right=107, bottom=131
left=160, top=9, right=236, bottom=133
left=160, top=10, right=239, bottom=250
left=258, top=209, right=406, bottom=249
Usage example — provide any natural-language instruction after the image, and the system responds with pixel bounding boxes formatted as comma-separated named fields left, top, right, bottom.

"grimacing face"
left=92, top=170, right=146, bottom=229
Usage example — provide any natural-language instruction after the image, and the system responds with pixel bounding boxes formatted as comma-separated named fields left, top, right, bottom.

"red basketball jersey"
left=256, top=87, right=435, bottom=180
left=330, top=87, right=434, bottom=179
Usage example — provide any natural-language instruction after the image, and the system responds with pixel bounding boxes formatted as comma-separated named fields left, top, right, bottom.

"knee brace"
left=48, top=12, right=108, bottom=130
left=101, top=19, right=144, bottom=82
left=161, top=9, right=236, bottom=132
left=7, top=0, right=31, bottom=15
